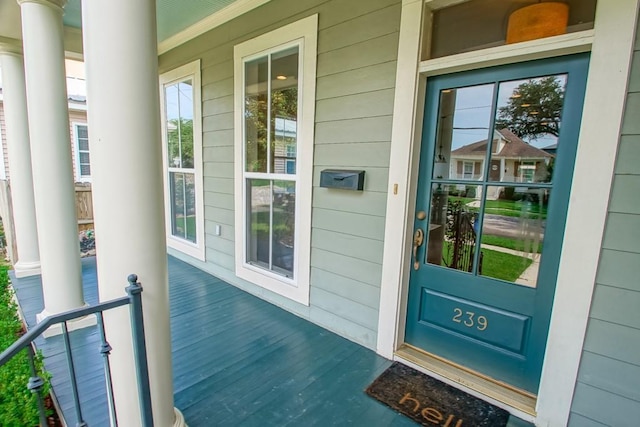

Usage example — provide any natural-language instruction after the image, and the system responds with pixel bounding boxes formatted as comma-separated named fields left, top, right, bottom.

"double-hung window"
left=74, top=123, right=91, bottom=182
left=160, top=60, right=205, bottom=260
left=234, top=15, right=317, bottom=305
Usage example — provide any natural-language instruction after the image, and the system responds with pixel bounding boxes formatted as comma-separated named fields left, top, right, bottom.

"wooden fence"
left=75, top=184, right=94, bottom=231
left=0, top=182, right=94, bottom=264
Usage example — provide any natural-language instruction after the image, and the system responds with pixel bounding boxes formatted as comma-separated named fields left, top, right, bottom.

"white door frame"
left=377, top=0, right=639, bottom=425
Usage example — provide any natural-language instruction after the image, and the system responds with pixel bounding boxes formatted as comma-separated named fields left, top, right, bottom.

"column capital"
left=0, top=36, right=23, bottom=56
left=17, top=0, right=67, bottom=12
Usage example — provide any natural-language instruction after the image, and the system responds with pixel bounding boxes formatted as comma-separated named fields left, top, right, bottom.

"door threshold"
left=395, top=344, right=537, bottom=422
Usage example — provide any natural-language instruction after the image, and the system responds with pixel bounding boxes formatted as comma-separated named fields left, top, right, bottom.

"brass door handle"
left=413, top=228, right=424, bottom=270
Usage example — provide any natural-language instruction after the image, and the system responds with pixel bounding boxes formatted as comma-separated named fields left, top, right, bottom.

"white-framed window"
left=520, top=161, right=536, bottom=183
left=73, top=123, right=91, bottom=182
left=463, top=161, right=474, bottom=179
left=159, top=60, right=205, bottom=261
left=234, top=15, right=318, bottom=305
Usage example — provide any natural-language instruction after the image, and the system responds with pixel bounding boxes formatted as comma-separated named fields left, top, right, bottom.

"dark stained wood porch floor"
left=10, top=256, right=415, bottom=426
left=11, top=256, right=532, bottom=426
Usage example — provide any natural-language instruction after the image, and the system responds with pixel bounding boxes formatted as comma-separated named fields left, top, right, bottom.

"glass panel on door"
left=425, top=72, right=568, bottom=288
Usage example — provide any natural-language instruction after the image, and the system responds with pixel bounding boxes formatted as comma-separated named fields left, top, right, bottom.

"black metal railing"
left=445, top=202, right=483, bottom=274
left=0, top=274, right=154, bottom=426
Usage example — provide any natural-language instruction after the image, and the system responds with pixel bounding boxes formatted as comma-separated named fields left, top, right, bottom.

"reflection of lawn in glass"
left=482, top=249, right=533, bottom=282
left=481, top=235, right=542, bottom=254
left=174, top=215, right=197, bottom=241
left=250, top=211, right=293, bottom=241
left=449, top=197, right=547, bottom=219
left=441, top=245, right=532, bottom=282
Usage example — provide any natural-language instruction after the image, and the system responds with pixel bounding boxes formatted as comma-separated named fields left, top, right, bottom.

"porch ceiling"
left=63, top=0, right=240, bottom=42
left=0, top=0, right=243, bottom=44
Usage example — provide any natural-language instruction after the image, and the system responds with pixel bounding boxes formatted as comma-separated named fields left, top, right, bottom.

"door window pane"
left=490, top=75, right=567, bottom=184
left=432, top=84, right=494, bottom=181
left=425, top=183, right=481, bottom=273
left=479, top=186, right=548, bottom=287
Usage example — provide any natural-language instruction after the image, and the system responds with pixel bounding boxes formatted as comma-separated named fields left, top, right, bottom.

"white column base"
left=173, top=408, right=188, bottom=427
left=36, top=307, right=97, bottom=338
left=14, top=260, right=41, bottom=278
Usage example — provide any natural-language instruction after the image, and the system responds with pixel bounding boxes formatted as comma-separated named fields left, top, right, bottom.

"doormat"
left=365, top=362, right=509, bottom=426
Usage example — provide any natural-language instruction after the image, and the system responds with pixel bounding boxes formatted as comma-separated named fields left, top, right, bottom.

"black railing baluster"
left=26, top=345, right=47, bottom=427
left=97, top=312, right=118, bottom=426
left=126, top=274, right=154, bottom=427
left=0, top=276, right=153, bottom=427
left=62, top=321, right=88, bottom=427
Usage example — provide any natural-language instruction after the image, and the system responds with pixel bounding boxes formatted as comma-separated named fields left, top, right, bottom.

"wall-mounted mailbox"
left=320, top=169, right=365, bottom=191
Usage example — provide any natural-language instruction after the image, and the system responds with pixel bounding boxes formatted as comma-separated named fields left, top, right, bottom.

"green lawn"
left=448, top=196, right=547, bottom=219
left=481, top=235, right=542, bottom=254
left=481, top=248, right=533, bottom=282
left=441, top=244, right=533, bottom=283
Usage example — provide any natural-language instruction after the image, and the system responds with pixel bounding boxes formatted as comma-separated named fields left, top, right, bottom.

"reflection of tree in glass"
left=496, top=76, right=564, bottom=140
left=167, top=118, right=194, bottom=168
left=245, top=88, right=297, bottom=172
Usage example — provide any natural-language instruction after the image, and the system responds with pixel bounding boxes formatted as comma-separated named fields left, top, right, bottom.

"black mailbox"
left=319, top=169, right=365, bottom=191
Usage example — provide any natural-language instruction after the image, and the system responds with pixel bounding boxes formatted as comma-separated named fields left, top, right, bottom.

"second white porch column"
left=81, top=0, right=183, bottom=425
left=18, top=0, right=85, bottom=317
left=0, top=40, right=41, bottom=278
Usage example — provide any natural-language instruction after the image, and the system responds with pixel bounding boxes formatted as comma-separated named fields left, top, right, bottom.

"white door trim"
left=378, top=0, right=640, bottom=425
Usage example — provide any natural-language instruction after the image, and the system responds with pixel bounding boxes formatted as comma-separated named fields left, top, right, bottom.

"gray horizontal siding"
left=570, top=15, right=640, bottom=424
left=159, top=0, right=401, bottom=349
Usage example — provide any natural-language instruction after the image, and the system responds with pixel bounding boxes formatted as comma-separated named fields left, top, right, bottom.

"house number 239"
left=452, top=308, right=488, bottom=331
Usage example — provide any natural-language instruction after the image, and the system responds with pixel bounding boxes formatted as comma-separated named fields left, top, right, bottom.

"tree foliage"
left=0, top=265, right=51, bottom=425
left=167, top=118, right=194, bottom=168
left=496, top=76, right=564, bottom=140
left=245, top=88, right=298, bottom=172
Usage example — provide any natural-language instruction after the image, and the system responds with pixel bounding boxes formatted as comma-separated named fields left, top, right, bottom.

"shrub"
left=0, top=265, right=51, bottom=425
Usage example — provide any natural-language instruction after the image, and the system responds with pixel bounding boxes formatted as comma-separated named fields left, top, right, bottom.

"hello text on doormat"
left=365, top=362, right=509, bottom=426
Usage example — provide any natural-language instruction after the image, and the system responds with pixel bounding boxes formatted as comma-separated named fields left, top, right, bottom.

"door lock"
left=413, top=228, right=424, bottom=270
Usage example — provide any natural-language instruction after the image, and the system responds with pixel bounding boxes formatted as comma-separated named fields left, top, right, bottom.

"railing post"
left=125, top=274, right=154, bottom=427
left=97, top=312, right=118, bottom=425
left=26, top=345, right=47, bottom=427
left=61, top=321, right=87, bottom=427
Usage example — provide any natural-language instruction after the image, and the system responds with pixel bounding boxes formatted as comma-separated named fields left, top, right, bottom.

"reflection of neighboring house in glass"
left=273, top=116, right=297, bottom=175
left=450, top=129, right=553, bottom=197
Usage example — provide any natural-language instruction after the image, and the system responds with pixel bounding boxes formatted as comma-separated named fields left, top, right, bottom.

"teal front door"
left=405, top=54, right=589, bottom=393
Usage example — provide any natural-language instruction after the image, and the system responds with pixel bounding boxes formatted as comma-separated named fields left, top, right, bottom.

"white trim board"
left=158, top=0, right=272, bottom=55
left=378, top=0, right=640, bottom=425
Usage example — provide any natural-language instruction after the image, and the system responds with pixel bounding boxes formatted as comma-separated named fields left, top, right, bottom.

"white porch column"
left=18, top=0, right=86, bottom=320
left=0, top=39, right=40, bottom=278
left=81, top=0, right=184, bottom=425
